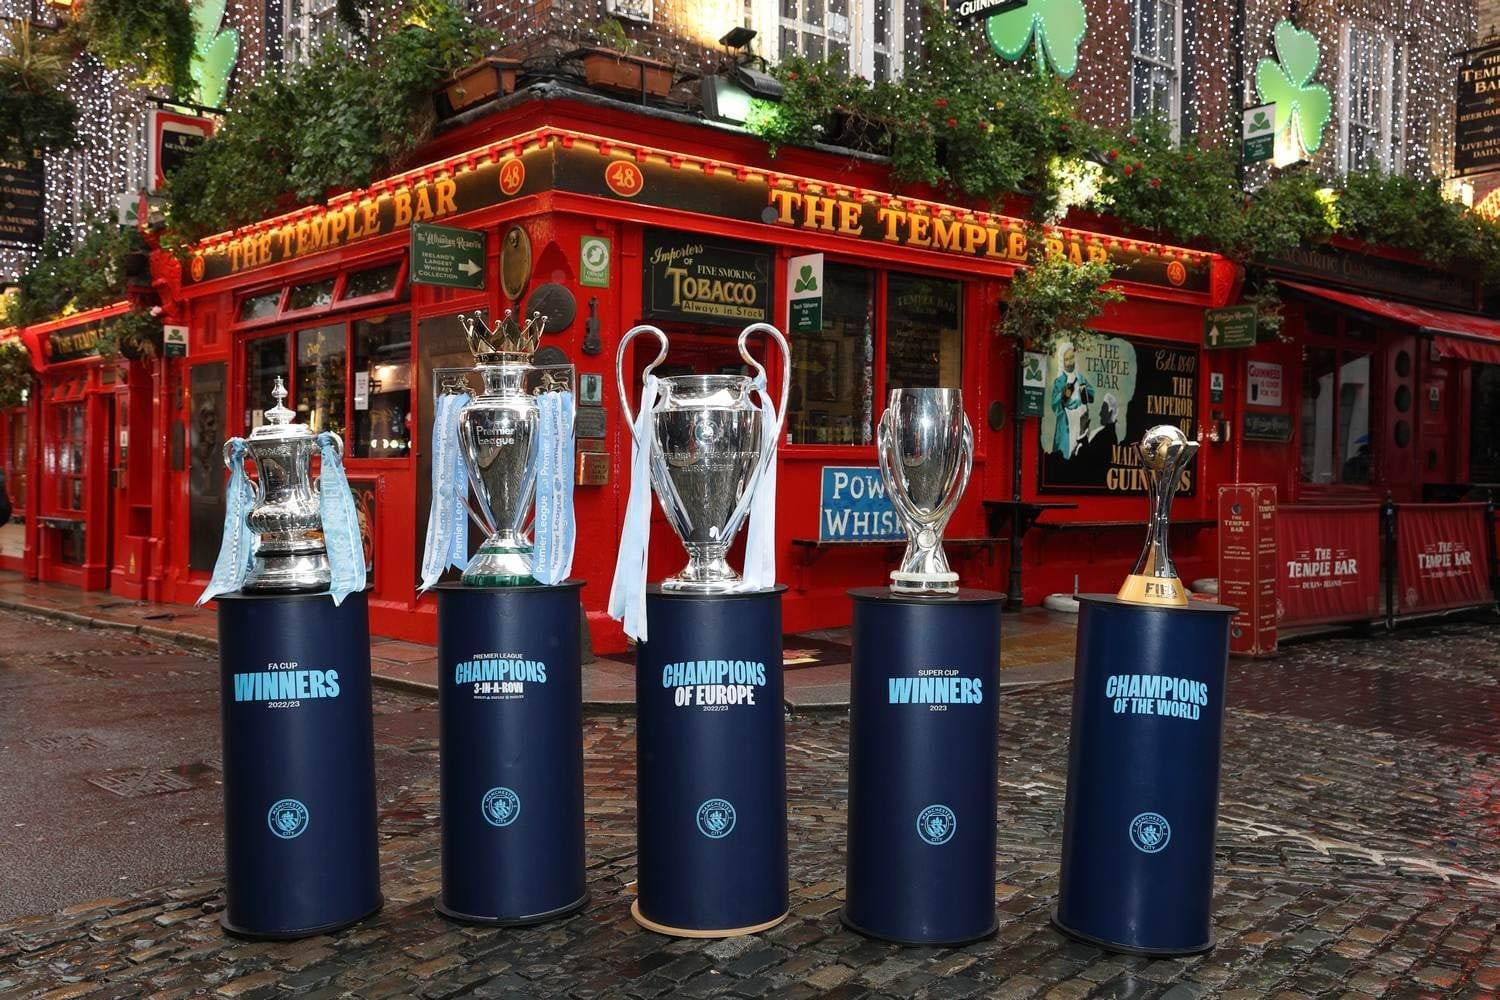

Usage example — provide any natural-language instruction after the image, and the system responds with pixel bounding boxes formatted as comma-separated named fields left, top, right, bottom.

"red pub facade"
left=6, top=88, right=1500, bottom=652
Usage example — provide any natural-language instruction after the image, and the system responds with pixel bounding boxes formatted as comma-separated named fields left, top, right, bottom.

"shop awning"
left=1279, top=280, right=1500, bottom=364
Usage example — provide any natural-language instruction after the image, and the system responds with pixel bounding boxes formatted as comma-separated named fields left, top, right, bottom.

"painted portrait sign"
left=1038, top=335, right=1198, bottom=495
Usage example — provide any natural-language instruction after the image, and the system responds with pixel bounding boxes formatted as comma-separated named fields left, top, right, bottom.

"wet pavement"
left=0, top=608, right=1498, bottom=997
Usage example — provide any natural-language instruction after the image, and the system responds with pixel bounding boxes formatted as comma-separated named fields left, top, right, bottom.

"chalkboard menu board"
left=1038, top=335, right=1200, bottom=496
left=0, top=157, right=44, bottom=248
left=885, top=274, right=961, bottom=390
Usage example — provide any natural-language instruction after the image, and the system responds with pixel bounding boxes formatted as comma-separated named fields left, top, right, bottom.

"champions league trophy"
left=419, top=310, right=576, bottom=589
left=611, top=322, right=790, bottom=596
left=1116, top=424, right=1199, bottom=607
left=611, top=322, right=792, bottom=940
left=876, top=388, right=974, bottom=595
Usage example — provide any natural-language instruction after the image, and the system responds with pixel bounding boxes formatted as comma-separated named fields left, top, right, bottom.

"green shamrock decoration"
left=1255, top=21, right=1330, bottom=156
left=985, top=0, right=1088, bottom=79
left=191, top=0, right=239, bottom=108
left=1249, top=109, right=1272, bottom=132
left=795, top=265, right=818, bottom=293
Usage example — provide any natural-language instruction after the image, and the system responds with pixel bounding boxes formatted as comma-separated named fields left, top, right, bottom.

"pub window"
left=238, top=289, right=282, bottom=323
left=885, top=273, right=962, bottom=392
left=1300, top=346, right=1372, bottom=486
left=766, top=0, right=905, bottom=80
left=1131, top=0, right=1183, bottom=138
left=1470, top=365, right=1500, bottom=484
left=341, top=262, right=402, bottom=301
left=54, top=402, right=85, bottom=512
left=245, top=336, right=289, bottom=430
left=287, top=277, right=337, bottom=313
left=351, top=312, right=412, bottom=458
left=789, top=264, right=874, bottom=446
left=295, top=324, right=346, bottom=437
left=1340, top=22, right=1406, bottom=174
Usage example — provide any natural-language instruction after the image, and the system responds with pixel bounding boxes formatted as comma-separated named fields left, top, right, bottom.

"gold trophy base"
left=1116, top=574, right=1189, bottom=607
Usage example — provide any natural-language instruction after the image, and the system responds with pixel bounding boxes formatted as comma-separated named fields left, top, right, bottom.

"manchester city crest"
left=1129, top=812, right=1171, bottom=854
left=267, top=798, right=309, bottom=840
left=482, top=786, right=522, bottom=827
left=916, top=804, right=957, bottom=846
left=696, top=798, right=736, bottom=839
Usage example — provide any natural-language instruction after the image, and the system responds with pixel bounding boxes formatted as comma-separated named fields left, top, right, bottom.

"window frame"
left=1338, top=21, right=1406, bottom=175
left=758, top=0, right=906, bottom=81
left=238, top=304, right=415, bottom=465
left=1298, top=312, right=1378, bottom=492
left=1130, top=0, right=1184, bottom=139
left=782, top=258, right=965, bottom=453
left=232, top=257, right=409, bottom=332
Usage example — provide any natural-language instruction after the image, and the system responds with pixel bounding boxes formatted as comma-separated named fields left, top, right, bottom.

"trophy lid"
left=461, top=309, right=546, bottom=365
left=248, top=376, right=313, bottom=441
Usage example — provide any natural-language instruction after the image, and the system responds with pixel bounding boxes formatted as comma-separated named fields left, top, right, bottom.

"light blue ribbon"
left=609, top=374, right=659, bottom=642
left=196, top=437, right=257, bottom=605
left=316, top=432, right=364, bottom=606
left=532, top=391, right=576, bottom=586
left=741, top=375, right=779, bottom=591
left=419, top=392, right=471, bottom=592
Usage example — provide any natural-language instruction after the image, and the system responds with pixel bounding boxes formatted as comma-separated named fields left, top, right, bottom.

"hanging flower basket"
left=0, top=341, right=33, bottom=408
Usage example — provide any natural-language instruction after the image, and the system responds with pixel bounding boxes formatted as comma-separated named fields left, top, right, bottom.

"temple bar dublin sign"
left=185, top=129, right=1220, bottom=297
left=1455, top=41, right=1500, bottom=176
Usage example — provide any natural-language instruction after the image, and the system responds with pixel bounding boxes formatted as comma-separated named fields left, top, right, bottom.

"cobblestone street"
left=2, top=610, right=1499, bottom=999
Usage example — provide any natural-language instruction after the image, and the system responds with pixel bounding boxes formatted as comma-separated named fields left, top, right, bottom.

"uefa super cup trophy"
left=1117, top=424, right=1199, bottom=606
left=613, top=322, right=790, bottom=592
left=237, top=377, right=340, bottom=592
left=877, top=388, right=974, bottom=595
left=456, top=310, right=548, bottom=586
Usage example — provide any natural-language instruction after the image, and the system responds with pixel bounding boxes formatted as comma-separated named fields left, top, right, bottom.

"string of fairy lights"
left=0, top=0, right=1484, bottom=287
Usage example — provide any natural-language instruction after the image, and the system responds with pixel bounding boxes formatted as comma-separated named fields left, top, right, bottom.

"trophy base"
left=889, top=570, right=959, bottom=596
left=661, top=553, right=750, bottom=594
left=1116, top=573, right=1189, bottom=607
left=242, top=549, right=331, bottom=593
left=462, top=542, right=535, bottom=587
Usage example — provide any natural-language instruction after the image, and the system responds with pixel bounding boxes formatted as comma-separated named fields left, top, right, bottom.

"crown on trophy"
left=460, top=309, right=547, bottom=364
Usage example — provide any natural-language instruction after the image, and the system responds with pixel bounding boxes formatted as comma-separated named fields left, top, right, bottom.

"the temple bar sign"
left=1455, top=42, right=1500, bottom=176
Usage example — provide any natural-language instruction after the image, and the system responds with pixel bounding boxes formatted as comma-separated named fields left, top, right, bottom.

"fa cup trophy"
left=876, top=388, right=974, bottom=595
left=1116, top=424, right=1199, bottom=606
left=420, top=309, right=575, bottom=588
left=611, top=322, right=790, bottom=594
left=197, top=376, right=364, bottom=605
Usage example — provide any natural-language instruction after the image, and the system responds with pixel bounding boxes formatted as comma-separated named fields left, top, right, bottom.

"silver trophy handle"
left=615, top=324, right=669, bottom=444
left=222, top=436, right=264, bottom=504
left=737, top=322, right=791, bottom=437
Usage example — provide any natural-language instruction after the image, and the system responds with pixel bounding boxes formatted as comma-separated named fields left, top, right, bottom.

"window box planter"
left=439, top=57, right=521, bottom=115
left=570, top=46, right=674, bottom=100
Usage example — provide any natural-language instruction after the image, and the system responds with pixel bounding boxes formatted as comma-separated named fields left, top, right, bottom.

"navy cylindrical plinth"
left=842, top=588, right=1004, bottom=945
left=634, top=586, right=788, bottom=937
left=1054, top=595, right=1235, bottom=956
left=435, top=582, right=587, bottom=925
left=216, top=590, right=381, bottom=939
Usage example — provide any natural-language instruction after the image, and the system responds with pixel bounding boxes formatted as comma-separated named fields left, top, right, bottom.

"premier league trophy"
left=877, top=387, right=973, bottom=595
left=1054, top=424, right=1235, bottom=957
left=610, top=323, right=792, bottom=939
left=458, top=309, right=546, bottom=586
left=420, top=309, right=586, bottom=928
left=842, top=388, right=1003, bottom=946
left=1116, top=425, right=1199, bottom=607
left=197, top=378, right=380, bottom=940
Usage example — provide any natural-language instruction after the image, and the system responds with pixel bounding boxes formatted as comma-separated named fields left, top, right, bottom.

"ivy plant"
left=2, top=214, right=144, bottom=328
left=166, top=0, right=496, bottom=241
left=0, top=341, right=33, bottom=408
left=0, top=19, right=81, bottom=158
left=83, top=0, right=197, bottom=97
